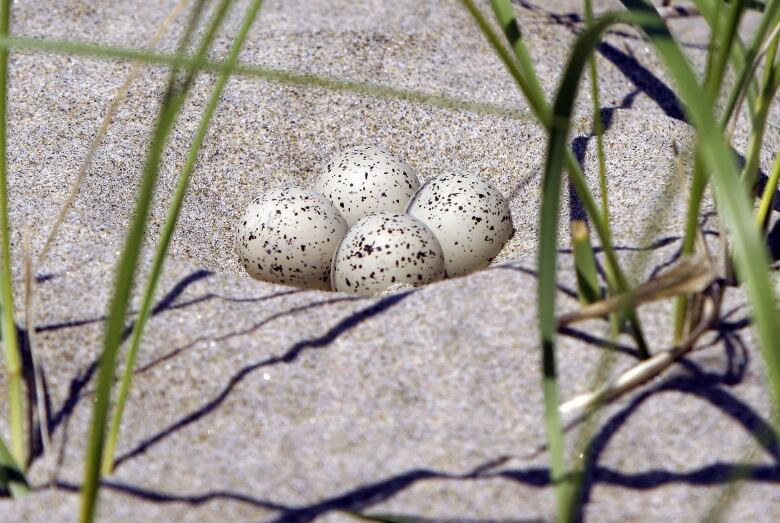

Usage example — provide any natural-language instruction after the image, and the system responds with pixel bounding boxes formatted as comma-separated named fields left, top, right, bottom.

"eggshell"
left=236, top=187, right=348, bottom=290
left=314, top=145, right=420, bottom=226
left=405, top=173, right=514, bottom=277
left=331, top=212, right=445, bottom=296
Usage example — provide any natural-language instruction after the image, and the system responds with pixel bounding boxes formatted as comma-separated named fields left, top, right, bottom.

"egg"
left=236, top=187, right=348, bottom=290
left=331, top=212, right=445, bottom=296
left=405, top=173, right=514, bottom=277
left=313, top=145, right=420, bottom=226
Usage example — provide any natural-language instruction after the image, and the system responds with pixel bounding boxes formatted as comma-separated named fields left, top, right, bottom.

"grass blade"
left=705, top=0, right=747, bottom=102
left=102, top=0, right=266, bottom=476
left=0, top=34, right=528, bottom=122
left=674, top=0, right=754, bottom=340
left=536, top=12, right=658, bottom=517
left=756, top=151, right=780, bottom=227
left=567, top=143, right=690, bottom=517
left=720, top=0, right=780, bottom=124
left=0, top=435, right=28, bottom=497
left=741, top=21, right=780, bottom=191
left=584, top=0, right=610, bottom=224
left=488, top=0, right=549, bottom=113
left=571, top=220, right=601, bottom=304
left=78, top=1, right=234, bottom=520
left=0, top=0, right=24, bottom=467
left=477, top=0, right=650, bottom=356
left=615, top=0, right=780, bottom=422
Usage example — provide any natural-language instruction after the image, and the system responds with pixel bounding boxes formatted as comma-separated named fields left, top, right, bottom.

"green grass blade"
left=756, top=150, right=780, bottom=227
left=538, top=12, right=657, bottom=518
left=488, top=0, right=549, bottom=112
left=0, top=34, right=527, bottom=122
left=706, top=0, right=747, bottom=101
left=539, top=127, right=569, bottom=519
left=569, top=151, right=685, bottom=518
left=0, top=435, right=28, bottom=498
left=674, top=0, right=754, bottom=340
left=741, top=24, right=780, bottom=190
left=583, top=0, right=609, bottom=224
left=461, top=0, right=550, bottom=122
left=538, top=4, right=780, bottom=514
left=618, top=0, right=780, bottom=416
left=715, top=0, right=780, bottom=124
left=78, top=1, right=233, bottom=521
left=572, top=220, right=601, bottom=304
left=479, top=0, right=649, bottom=357
left=0, top=0, right=24, bottom=467
left=102, top=0, right=265, bottom=476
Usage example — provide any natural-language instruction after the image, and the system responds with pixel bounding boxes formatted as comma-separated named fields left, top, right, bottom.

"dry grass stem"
left=37, top=0, right=188, bottom=263
left=557, top=254, right=717, bottom=327
left=22, top=225, right=50, bottom=478
left=559, top=285, right=720, bottom=424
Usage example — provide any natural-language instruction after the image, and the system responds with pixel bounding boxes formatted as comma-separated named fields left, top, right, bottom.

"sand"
left=1, top=0, right=779, bottom=521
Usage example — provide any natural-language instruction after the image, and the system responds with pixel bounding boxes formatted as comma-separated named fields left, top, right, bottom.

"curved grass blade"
left=617, top=3, right=780, bottom=514
left=466, top=0, right=650, bottom=357
left=488, top=0, right=549, bottom=114
left=538, top=3, right=780, bottom=513
left=715, top=0, right=780, bottom=124
left=102, top=0, right=266, bottom=476
left=78, top=1, right=234, bottom=521
left=0, top=0, right=25, bottom=467
left=567, top=145, right=691, bottom=518
left=673, top=0, right=748, bottom=339
left=537, top=12, right=658, bottom=517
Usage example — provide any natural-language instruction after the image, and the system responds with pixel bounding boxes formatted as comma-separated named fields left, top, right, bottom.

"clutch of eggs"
left=236, top=145, right=514, bottom=294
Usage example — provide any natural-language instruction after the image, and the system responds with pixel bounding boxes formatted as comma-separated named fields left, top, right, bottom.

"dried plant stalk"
left=559, top=286, right=720, bottom=423
left=558, top=254, right=716, bottom=327
left=22, top=225, right=51, bottom=478
left=38, top=0, right=188, bottom=262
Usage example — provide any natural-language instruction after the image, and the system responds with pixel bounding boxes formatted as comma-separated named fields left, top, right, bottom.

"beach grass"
left=101, top=0, right=267, bottom=477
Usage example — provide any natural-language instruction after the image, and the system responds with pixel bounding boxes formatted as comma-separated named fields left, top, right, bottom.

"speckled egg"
left=331, top=213, right=445, bottom=296
left=236, top=187, right=348, bottom=290
left=313, top=145, right=420, bottom=226
left=405, top=173, right=514, bottom=278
